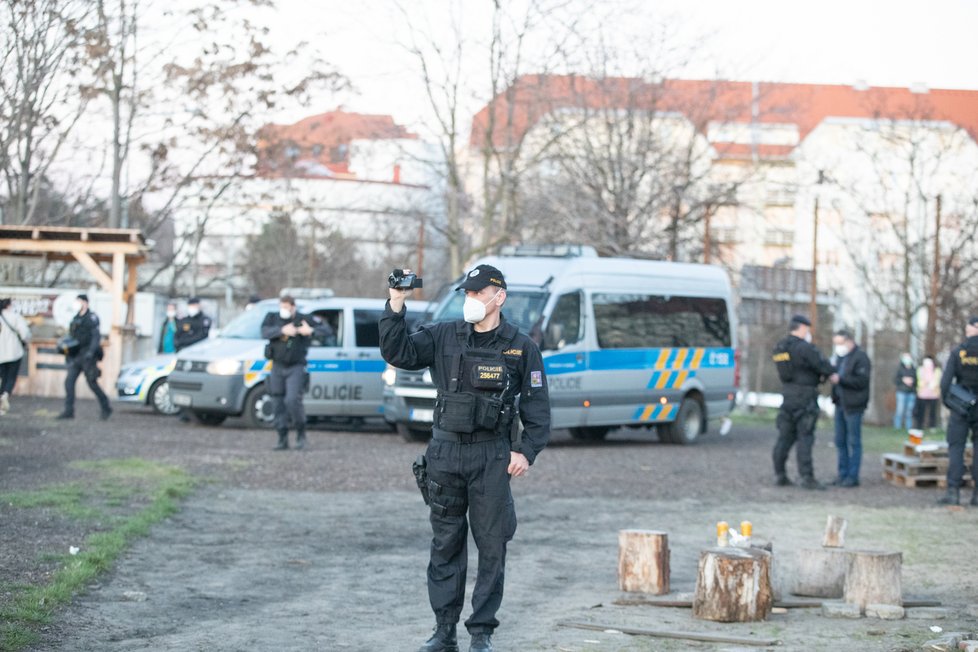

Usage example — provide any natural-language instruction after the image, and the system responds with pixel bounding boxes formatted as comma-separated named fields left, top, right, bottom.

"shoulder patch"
left=89, top=313, right=100, bottom=323
left=530, top=370, right=543, bottom=388
left=502, top=348, right=522, bottom=356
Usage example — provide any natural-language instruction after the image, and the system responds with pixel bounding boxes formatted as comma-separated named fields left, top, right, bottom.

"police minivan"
left=168, top=295, right=429, bottom=427
left=383, top=245, right=738, bottom=443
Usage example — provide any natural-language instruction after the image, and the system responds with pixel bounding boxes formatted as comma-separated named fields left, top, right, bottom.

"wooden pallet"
left=882, top=453, right=948, bottom=475
left=882, top=469, right=975, bottom=489
left=902, top=441, right=974, bottom=461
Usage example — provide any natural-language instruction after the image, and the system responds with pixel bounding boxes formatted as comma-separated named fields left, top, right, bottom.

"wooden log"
left=692, top=547, right=773, bottom=622
left=618, top=529, right=669, bottom=595
left=822, top=515, right=848, bottom=548
left=792, top=547, right=851, bottom=598
left=844, top=550, right=902, bottom=611
left=557, top=620, right=781, bottom=647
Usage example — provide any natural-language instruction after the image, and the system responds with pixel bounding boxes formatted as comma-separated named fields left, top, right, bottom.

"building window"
left=764, top=229, right=794, bottom=246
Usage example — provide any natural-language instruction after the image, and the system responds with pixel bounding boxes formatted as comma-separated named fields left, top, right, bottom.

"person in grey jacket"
left=0, top=298, right=31, bottom=416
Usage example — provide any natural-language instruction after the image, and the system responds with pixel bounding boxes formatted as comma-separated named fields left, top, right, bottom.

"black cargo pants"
left=267, top=361, right=307, bottom=431
left=63, top=355, right=110, bottom=415
left=424, top=434, right=517, bottom=635
left=945, top=410, right=978, bottom=489
left=773, top=404, right=819, bottom=480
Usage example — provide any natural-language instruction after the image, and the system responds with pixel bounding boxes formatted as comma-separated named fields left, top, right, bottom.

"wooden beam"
left=71, top=251, right=113, bottom=291
left=125, top=258, right=139, bottom=325
left=0, top=238, right=145, bottom=256
left=557, top=621, right=781, bottom=647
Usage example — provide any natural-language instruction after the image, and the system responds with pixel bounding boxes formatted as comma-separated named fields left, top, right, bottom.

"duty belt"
left=432, top=430, right=505, bottom=444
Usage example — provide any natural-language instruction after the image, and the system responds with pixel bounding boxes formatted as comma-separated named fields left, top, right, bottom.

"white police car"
left=115, top=354, right=179, bottom=415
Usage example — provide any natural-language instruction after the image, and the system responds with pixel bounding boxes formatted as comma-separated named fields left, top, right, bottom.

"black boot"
left=469, top=632, right=493, bottom=652
left=295, top=429, right=306, bottom=451
left=418, top=624, right=458, bottom=652
left=274, top=429, right=289, bottom=450
left=56, top=411, right=74, bottom=419
left=800, top=477, right=826, bottom=490
left=774, top=474, right=793, bottom=487
left=937, top=487, right=960, bottom=505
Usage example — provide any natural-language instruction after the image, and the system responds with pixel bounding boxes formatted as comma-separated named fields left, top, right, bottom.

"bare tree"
left=0, top=0, right=93, bottom=225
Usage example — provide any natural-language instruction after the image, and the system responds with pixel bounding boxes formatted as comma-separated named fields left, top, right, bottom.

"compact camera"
left=388, top=269, right=423, bottom=290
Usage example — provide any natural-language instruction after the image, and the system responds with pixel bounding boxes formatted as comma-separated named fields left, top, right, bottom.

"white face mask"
left=74, top=301, right=84, bottom=313
left=188, top=306, right=199, bottom=317
left=166, top=309, right=176, bottom=319
left=901, top=356, right=912, bottom=366
left=462, top=292, right=498, bottom=324
left=834, top=344, right=850, bottom=358
left=279, top=308, right=293, bottom=320
left=803, top=331, right=812, bottom=343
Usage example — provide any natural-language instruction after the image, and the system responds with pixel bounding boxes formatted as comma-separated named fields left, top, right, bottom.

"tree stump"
left=793, top=547, right=851, bottom=598
left=618, top=530, right=669, bottom=595
left=844, top=550, right=902, bottom=611
left=822, top=515, right=848, bottom=548
left=692, top=547, right=773, bottom=622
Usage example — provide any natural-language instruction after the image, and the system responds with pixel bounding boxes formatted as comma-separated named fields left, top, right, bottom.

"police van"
left=167, top=294, right=429, bottom=427
left=383, top=245, right=738, bottom=443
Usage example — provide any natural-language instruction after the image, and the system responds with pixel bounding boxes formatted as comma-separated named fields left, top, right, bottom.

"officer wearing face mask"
left=57, top=294, right=112, bottom=420
left=771, top=314, right=837, bottom=489
left=174, top=297, right=211, bottom=352
left=260, top=295, right=332, bottom=450
left=379, top=263, right=551, bottom=652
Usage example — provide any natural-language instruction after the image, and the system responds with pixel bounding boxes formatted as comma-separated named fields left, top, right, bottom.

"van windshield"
left=219, top=307, right=268, bottom=339
left=431, top=289, right=549, bottom=333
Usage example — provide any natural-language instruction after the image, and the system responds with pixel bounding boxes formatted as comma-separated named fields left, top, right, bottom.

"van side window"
left=354, top=309, right=385, bottom=347
left=310, top=309, right=341, bottom=347
left=593, top=294, right=730, bottom=348
left=544, top=292, right=583, bottom=350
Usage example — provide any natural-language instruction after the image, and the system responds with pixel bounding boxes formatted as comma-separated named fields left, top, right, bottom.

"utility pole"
left=809, top=171, right=824, bottom=339
left=703, top=205, right=713, bottom=265
left=416, top=212, right=426, bottom=299
left=925, top=194, right=941, bottom=355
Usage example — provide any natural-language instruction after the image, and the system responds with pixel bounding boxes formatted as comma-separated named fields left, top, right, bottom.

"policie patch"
left=530, top=370, right=543, bottom=388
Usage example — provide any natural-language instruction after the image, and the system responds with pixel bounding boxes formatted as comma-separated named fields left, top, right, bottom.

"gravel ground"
left=2, top=396, right=977, bottom=651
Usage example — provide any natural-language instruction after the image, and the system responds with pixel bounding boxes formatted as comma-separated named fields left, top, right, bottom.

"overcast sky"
left=249, top=0, right=978, bottom=135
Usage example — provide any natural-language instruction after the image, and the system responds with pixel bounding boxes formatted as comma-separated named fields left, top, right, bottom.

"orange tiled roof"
left=257, top=110, right=416, bottom=178
left=469, top=75, right=978, bottom=156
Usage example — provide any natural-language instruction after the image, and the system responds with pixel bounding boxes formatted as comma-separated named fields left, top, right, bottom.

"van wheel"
left=664, top=398, right=704, bottom=445
left=397, top=422, right=431, bottom=442
left=191, top=411, right=227, bottom=426
left=149, top=379, right=180, bottom=416
left=244, top=385, right=276, bottom=429
left=569, top=426, right=610, bottom=441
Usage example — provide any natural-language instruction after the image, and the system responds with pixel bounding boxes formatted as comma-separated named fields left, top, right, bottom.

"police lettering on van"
left=383, top=245, right=738, bottom=443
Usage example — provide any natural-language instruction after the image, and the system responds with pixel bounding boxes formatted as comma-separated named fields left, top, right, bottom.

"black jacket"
left=832, top=346, right=872, bottom=413
left=893, top=362, right=916, bottom=393
left=772, top=335, right=835, bottom=410
left=68, top=310, right=102, bottom=360
left=378, top=301, right=551, bottom=464
left=940, top=335, right=978, bottom=403
left=175, top=312, right=212, bottom=351
left=260, top=311, right=333, bottom=366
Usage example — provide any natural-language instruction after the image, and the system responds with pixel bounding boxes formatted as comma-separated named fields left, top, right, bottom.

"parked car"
left=115, top=353, right=179, bottom=415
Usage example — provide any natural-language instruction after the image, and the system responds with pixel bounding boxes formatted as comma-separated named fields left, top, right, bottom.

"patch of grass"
left=0, top=460, right=195, bottom=652
left=0, top=485, right=101, bottom=521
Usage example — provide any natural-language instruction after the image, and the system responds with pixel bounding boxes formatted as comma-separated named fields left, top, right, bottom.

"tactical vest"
left=772, top=337, right=795, bottom=384
left=956, top=338, right=978, bottom=390
left=434, top=321, right=518, bottom=435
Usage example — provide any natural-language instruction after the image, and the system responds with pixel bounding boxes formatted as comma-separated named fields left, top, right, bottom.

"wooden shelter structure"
left=0, top=225, right=149, bottom=391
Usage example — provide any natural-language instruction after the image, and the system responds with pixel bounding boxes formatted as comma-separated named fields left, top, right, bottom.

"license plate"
left=410, top=408, right=434, bottom=423
left=172, top=393, right=192, bottom=407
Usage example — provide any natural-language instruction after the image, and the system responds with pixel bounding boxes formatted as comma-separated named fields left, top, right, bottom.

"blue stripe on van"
left=545, top=348, right=735, bottom=376
left=307, top=360, right=353, bottom=372
left=355, top=360, right=387, bottom=373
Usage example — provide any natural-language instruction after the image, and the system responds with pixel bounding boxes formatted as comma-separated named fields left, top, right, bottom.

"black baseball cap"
left=790, top=314, right=811, bottom=327
left=457, top=264, right=507, bottom=291
left=77, top=294, right=89, bottom=303
left=188, top=296, right=201, bottom=305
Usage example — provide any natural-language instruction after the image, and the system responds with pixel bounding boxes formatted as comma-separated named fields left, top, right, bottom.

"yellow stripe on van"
left=640, top=404, right=656, bottom=421
left=673, top=370, right=689, bottom=387
left=673, top=348, right=689, bottom=369
left=655, top=371, right=672, bottom=389
left=655, top=348, right=671, bottom=369
left=690, top=348, right=705, bottom=369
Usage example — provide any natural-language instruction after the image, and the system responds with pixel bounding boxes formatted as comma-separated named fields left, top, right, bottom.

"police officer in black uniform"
left=771, top=314, right=837, bottom=489
left=174, top=297, right=211, bottom=351
left=260, top=295, right=332, bottom=450
left=379, top=264, right=551, bottom=652
left=937, top=315, right=978, bottom=506
left=57, top=294, right=112, bottom=420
